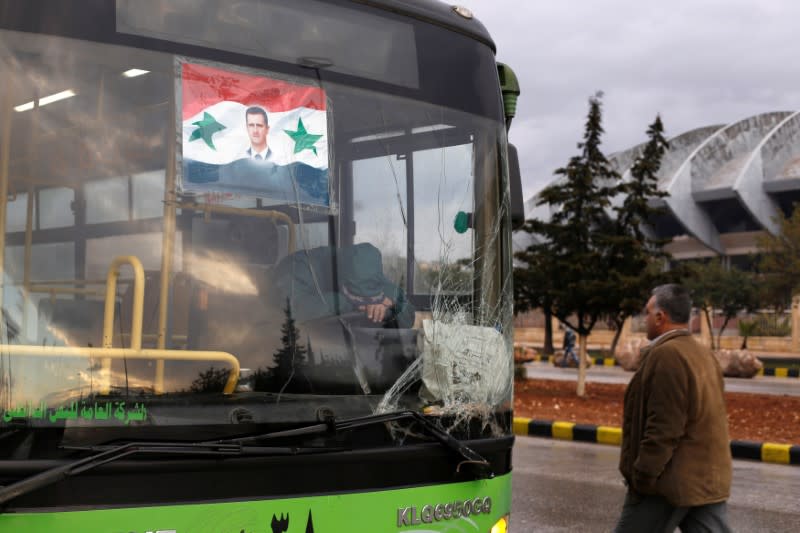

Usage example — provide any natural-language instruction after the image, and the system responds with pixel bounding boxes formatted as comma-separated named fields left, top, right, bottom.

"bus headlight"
left=489, top=515, right=509, bottom=533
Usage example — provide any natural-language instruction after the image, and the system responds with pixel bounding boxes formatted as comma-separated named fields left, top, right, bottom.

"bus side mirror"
left=497, top=63, right=519, bottom=131
left=497, top=63, right=524, bottom=229
left=508, top=144, right=525, bottom=230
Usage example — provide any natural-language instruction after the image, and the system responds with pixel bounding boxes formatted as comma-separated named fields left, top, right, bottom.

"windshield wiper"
left=210, top=410, right=494, bottom=479
left=0, top=411, right=492, bottom=509
left=0, top=441, right=337, bottom=509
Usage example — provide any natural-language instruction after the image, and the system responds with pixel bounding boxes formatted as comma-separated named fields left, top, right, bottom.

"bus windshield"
left=0, top=0, right=512, bottom=444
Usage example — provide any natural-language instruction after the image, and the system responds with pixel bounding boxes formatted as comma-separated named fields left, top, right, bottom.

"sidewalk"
left=522, top=352, right=800, bottom=378
left=750, top=350, right=800, bottom=362
left=523, top=362, right=800, bottom=396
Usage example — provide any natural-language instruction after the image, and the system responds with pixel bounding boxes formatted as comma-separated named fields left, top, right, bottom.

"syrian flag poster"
left=180, top=62, right=330, bottom=207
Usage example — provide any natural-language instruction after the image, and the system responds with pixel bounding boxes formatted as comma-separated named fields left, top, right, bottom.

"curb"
left=513, top=417, right=800, bottom=466
left=757, top=367, right=800, bottom=378
left=522, top=355, right=619, bottom=367
left=593, top=356, right=620, bottom=367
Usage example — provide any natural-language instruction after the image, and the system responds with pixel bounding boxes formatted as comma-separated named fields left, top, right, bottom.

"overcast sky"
left=462, top=0, right=800, bottom=202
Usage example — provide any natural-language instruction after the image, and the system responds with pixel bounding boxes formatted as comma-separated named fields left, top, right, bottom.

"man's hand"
left=359, top=297, right=394, bottom=323
left=632, top=469, right=658, bottom=495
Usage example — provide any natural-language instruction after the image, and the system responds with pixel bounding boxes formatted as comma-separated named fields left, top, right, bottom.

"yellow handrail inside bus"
left=0, top=345, right=240, bottom=395
left=24, top=278, right=134, bottom=286
left=101, top=256, right=145, bottom=393
left=24, top=278, right=132, bottom=298
left=103, top=256, right=145, bottom=349
left=7, top=279, right=132, bottom=301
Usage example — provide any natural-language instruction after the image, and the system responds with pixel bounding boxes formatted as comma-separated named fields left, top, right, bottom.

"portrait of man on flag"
left=179, top=62, right=330, bottom=207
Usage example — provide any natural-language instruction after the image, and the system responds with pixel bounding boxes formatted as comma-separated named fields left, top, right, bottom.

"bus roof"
left=359, top=0, right=496, bottom=53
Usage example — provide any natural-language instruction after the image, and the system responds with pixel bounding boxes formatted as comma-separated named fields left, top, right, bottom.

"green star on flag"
left=189, top=112, right=226, bottom=150
left=284, top=118, right=323, bottom=156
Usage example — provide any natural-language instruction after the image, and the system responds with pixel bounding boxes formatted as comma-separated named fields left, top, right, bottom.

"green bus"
left=0, top=1, right=523, bottom=531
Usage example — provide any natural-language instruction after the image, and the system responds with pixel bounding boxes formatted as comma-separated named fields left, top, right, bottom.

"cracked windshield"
left=0, top=23, right=512, bottom=441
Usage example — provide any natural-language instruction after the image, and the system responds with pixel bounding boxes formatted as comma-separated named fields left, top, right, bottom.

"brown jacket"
left=619, top=330, right=732, bottom=507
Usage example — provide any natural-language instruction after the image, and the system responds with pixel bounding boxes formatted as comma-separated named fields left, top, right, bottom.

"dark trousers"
left=614, top=491, right=733, bottom=533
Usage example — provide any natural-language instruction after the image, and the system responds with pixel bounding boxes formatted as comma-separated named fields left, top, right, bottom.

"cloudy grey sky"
left=462, top=0, right=800, bottom=201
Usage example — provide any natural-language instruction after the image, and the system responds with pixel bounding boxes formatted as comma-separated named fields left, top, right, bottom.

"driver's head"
left=340, top=243, right=389, bottom=303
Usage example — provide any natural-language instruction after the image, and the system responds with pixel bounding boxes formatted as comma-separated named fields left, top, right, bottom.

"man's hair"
left=245, top=106, right=268, bottom=125
left=651, top=284, right=692, bottom=324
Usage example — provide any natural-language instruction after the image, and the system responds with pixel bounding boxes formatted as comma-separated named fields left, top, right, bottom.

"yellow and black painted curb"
left=524, top=354, right=554, bottom=364
left=513, top=417, right=800, bottom=466
left=524, top=354, right=618, bottom=367
left=757, top=367, right=800, bottom=378
left=729, top=440, right=800, bottom=465
left=592, top=356, right=619, bottom=367
left=513, top=417, right=623, bottom=446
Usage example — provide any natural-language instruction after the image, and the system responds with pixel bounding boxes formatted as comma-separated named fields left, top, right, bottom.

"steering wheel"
left=332, top=311, right=384, bottom=329
left=302, top=311, right=386, bottom=330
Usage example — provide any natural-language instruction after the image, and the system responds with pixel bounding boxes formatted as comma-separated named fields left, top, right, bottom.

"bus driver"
left=271, top=243, right=416, bottom=328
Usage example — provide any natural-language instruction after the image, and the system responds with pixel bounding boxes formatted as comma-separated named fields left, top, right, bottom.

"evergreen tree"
left=517, top=93, right=621, bottom=396
left=604, top=115, right=673, bottom=354
left=617, top=116, right=669, bottom=238
left=514, top=245, right=557, bottom=354
left=189, top=366, right=230, bottom=393
left=515, top=97, right=686, bottom=394
left=270, top=299, right=309, bottom=393
left=252, top=367, right=272, bottom=392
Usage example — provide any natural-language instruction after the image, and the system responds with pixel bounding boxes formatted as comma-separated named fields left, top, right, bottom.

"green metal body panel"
left=0, top=473, right=511, bottom=532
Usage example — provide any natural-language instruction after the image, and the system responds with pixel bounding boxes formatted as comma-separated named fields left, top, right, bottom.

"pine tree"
left=617, top=116, right=669, bottom=239
left=605, top=115, right=673, bottom=354
left=517, top=93, right=620, bottom=396
left=270, top=299, right=309, bottom=393
left=252, top=367, right=272, bottom=392
left=514, top=245, right=557, bottom=354
left=189, top=366, right=230, bottom=393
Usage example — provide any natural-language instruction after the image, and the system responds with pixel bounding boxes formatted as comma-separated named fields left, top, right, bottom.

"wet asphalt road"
left=511, top=437, right=800, bottom=533
left=523, top=364, right=800, bottom=397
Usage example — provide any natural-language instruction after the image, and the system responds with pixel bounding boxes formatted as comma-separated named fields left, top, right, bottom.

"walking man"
left=615, top=284, right=733, bottom=532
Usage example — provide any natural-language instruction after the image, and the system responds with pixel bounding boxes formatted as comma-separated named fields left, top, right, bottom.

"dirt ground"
left=514, top=378, right=800, bottom=445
